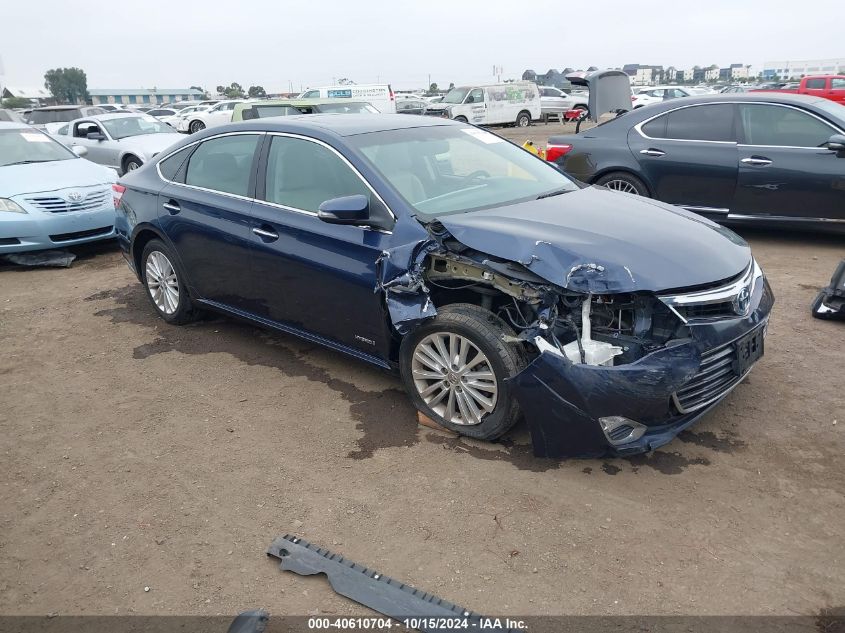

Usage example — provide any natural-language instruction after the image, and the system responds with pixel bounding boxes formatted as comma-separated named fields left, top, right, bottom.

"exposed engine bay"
left=423, top=245, right=688, bottom=368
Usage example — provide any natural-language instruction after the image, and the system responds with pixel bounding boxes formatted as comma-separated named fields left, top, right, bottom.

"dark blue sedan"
left=115, top=114, right=773, bottom=458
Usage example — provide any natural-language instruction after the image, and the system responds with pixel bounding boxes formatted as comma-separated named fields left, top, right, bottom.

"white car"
left=173, top=105, right=211, bottom=132
left=181, top=100, right=244, bottom=134
left=631, top=86, right=692, bottom=108
left=144, top=107, right=182, bottom=127
left=51, top=113, right=184, bottom=174
left=538, top=86, right=589, bottom=116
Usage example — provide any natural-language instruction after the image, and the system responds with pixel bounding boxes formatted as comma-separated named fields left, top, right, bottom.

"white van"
left=424, top=83, right=541, bottom=127
left=298, top=84, right=396, bottom=113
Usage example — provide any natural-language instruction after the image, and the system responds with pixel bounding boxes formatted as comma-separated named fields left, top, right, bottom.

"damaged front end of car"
left=376, top=221, right=774, bottom=459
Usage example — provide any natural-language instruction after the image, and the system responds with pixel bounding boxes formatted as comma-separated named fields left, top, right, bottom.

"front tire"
left=453, top=115, right=468, bottom=123
left=594, top=171, right=650, bottom=197
left=122, top=155, right=142, bottom=174
left=140, top=239, right=199, bottom=325
left=399, top=304, right=527, bottom=440
left=516, top=110, right=531, bottom=127
left=189, top=119, right=205, bottom=134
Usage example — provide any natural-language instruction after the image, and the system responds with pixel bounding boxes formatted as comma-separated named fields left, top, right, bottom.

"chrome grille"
left=659, top=261, right=760, bottom=322
left=25, top=189, right=110, bottom=213
left=672, top=345, right=741, bottom=413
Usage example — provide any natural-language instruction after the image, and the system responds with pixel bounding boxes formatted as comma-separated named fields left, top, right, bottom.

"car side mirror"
left=828, top=134, right=845, bottom=154
left=72, top=146, right=88, bottom=157
left=317, top=194, right=371, bottom=225
left=87, top=132, right=105, bottom=141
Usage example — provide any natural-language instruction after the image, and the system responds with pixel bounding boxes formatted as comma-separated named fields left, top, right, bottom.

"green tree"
left=44, top=67, right=89, bottom=104
left=190, top=85, right=206, bottom=96
left=428, top=82, right=438, bottom=94
left=448, top=82, right=455, bottom=90
left=2, top=96, right=31, bottom=108
left=215, top=85, right=225, bottom=94
left=248, top=85, right=266, bottom=98
left=223, top=82, right=245, bottom=99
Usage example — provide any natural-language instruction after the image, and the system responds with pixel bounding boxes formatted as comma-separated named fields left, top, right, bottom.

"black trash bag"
left=811, top=259, right=845, bottom=321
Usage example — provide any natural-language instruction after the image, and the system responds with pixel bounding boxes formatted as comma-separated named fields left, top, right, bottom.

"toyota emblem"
left=66, top=191, right=84, bottom=202
left=734, top=286, right=751, bottom=316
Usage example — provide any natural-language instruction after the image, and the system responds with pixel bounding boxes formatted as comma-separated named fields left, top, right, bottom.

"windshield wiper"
left=536, top=187, right=572, bottom=200
left=5, top=160, right=53, bottom=166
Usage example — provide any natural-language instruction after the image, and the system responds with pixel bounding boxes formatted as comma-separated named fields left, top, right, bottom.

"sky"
left=2, top=0, right=843, bottom=93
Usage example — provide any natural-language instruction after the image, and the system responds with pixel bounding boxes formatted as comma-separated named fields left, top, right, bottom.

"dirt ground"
left=1, top=144, right=844, bottom=620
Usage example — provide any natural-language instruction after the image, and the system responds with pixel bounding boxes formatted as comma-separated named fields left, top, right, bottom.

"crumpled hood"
left=437, top=186, right=751, bottom=293
left=1, top=158, right=114, bottom=197
left=117, top=133, right=184, bottom=158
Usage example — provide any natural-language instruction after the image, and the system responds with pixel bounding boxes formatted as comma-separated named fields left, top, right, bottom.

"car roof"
left=31, top=105, right=86, bottom=111
left=83, top=112, right=150, bottom=121
left=0, top=121, right=32, bottom=130
left=215, top=113, right=456, bottom=137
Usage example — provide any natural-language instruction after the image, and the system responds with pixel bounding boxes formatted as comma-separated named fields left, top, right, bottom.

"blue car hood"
left=436, top=186, right=751, bottom=294
left=1, top=158, right=114, bottom=197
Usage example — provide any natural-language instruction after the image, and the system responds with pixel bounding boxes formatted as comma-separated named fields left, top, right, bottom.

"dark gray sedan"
left=547, top=93, right=845, bottom=232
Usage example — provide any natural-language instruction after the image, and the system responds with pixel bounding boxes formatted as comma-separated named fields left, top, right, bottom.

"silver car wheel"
left=145, top=251, right=180, bottom=315
left=604, top=179, right=640, bottom=194
left=411, top=333, right=498, bottom=426
left=126, top=161, right=140, bottom=171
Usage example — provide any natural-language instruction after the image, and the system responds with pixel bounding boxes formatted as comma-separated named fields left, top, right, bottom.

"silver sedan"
left=51, top=113, right=184, bottom=175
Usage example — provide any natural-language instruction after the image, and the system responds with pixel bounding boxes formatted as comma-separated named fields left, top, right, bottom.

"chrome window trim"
left=154, top=131, right=265, bottom=203
left=727, top=213, right=845, bottom=224
left=634, top=102, right=737, bottom=144
left=681, top=205, right=729, bottom=215
left=154, top=130, right=396, bottom=234
left=261, top=131, right=397, bottom=223
left=634, top=100, right=845, bottom=146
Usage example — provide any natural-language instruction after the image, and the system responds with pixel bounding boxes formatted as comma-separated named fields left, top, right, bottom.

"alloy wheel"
left=190, top=120, right=205, bottom=134
left=604, top=179, right=640, bottom=194
left=145, top=251, right=180, bottom=315
left=411, top=333, right=498, bottom=426
left=126, top=161, right=140, bottom=171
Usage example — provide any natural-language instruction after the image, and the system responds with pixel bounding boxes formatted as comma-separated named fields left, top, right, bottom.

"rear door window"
left=184, top=134, right=261, bottom=197
left=662, top=104, right=735, bottom=141
left=831, top=78, right=845, bottom=89
left=739, top=104, right=836, bottom=147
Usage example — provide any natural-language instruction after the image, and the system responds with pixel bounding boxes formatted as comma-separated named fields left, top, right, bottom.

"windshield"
left=814, top=99, right=845, bottom=126
left=352, top=125, right=578, bottom=218
left=442, top=88, right=469, bottom=104
left=30, top=109, right=81, bottom=124
left=0, top=128, right=76, bottom=166
left=100, top=116, right=172, bottom=139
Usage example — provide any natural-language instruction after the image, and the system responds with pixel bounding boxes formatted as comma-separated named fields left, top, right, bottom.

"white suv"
left=539, top=86, right=589, bottom=117
left=183, top=100, right=244, bottom=134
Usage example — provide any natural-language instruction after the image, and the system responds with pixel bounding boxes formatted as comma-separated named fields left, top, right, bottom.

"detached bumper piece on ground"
left=811, top=259, right=845, bottom=320
left=267, top=534, right=518, bottom=633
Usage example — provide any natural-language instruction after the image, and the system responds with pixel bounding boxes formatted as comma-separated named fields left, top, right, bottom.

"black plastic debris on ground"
left=2, top=249, right=76, bottom=268
left=267, top=534, right=517, bottom=633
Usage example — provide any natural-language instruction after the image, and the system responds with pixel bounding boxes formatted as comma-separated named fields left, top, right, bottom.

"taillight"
left=112, top=183, right=126, bottom=209
left=545, top=144, right=573, bottom=163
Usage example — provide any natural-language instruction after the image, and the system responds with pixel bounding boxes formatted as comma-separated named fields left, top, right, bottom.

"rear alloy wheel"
left=516, top=111, right=531, bottom=127
left=399, top=304, right=527, bottom=440
left=595, top=172, right=649, bottom=197
left=140, top=239, right=199, bottom=325
left=189, top=120, right=205, bottom=134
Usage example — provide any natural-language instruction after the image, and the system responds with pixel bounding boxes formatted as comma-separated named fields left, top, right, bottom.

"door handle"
left=741, top=157, right=772, bottom=166
left=640, top=148, right=666, bottom=157
left=162, top=200, right=181, bottom=214
left=252, top=226, right=279, bottom=241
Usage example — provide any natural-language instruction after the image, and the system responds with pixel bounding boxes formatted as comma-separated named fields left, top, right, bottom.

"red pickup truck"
left=752, top=75, right=845, bottom=104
